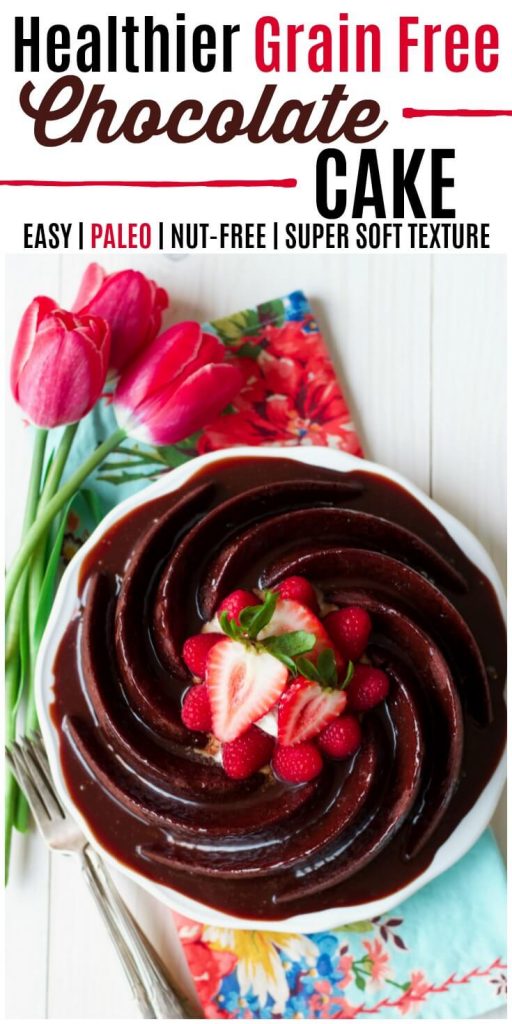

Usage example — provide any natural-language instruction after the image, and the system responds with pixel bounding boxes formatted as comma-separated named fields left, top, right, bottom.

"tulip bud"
left=113, top=321, right=243, bottom=446
left=10, top=297, right=111, bottom=428
left=73, top=263, right=168, bottom=373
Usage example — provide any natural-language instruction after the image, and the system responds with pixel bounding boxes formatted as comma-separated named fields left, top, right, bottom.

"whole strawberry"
left=318, top=714, right=362, bottom=759
left=272, top=742, right=323, bottom=783
left=222, top=726, right=274, bottom=780
left=274, top=576, right=318, bottom=611
left=182, top=633, right=224, bottom=678
left=181, top=684, right=212, bottom=732
left=217, top=589, right=260, bottom=625
left=324, top=606, right=372, bottom=661
left=347, top=665, right=390, bottom=712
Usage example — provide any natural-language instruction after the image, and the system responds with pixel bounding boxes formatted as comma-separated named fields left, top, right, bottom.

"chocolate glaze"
left=50, top=456, right=506, bottom=920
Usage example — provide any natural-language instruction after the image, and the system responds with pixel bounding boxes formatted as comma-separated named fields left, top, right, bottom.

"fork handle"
left=81, top=846, right=198, bottom=1019
left=80, top=851, right=157, bottom=1018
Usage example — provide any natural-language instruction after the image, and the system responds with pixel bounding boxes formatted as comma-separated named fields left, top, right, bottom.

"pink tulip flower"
left=11, top=296, right=111, bottom=428
left=113, top=321, right=243, bottom=445
left=72, top=263, right=168, bottom=373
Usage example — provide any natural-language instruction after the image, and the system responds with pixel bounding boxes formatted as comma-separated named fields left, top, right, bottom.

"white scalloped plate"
left=36, top=446, right=506, bottom=932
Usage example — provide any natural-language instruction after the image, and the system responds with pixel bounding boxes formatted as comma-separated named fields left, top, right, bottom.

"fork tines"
left=6, top=732, right=65, bottom=823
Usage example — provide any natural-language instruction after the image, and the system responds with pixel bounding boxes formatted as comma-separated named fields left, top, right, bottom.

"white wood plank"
left=47, top=857, right=138, bottom=1019
left=430, top=254, right=506, bottom=858
left=431, top=255, right=506, bottom=579
left=47, top=860, right=201, bottom=1019
left=5, top=830, right=51, bottom=1019
left=325, top=253, right=432, bottom=489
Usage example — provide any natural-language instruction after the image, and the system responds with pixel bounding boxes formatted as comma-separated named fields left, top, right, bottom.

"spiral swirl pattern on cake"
left=51, top=455, right=506, bottom=918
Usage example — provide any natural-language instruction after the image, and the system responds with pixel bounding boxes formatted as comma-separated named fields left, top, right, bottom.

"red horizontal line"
left=0, top=177, right=297, bottom=188
left=403, top=107, right=512, bottom=118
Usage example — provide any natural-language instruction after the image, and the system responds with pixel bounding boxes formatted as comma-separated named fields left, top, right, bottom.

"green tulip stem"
left=14, top=424, right=81, bottom=833
left=41, top=422, right=80, bottom=507
left=5, top=427, right=126, bottom=616
left=27, top=421, right=80, bottom=634
left=5, top=654, right=21, bottom=880
left=5, top=427, right=48, bottom=880
left=5, top=429, right=48, bottom=664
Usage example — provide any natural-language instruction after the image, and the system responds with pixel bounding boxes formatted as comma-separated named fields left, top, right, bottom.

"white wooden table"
left=5, top=253, right=506, bottom=1019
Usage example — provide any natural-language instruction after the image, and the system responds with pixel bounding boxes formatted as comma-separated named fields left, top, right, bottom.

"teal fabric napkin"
left=56, top=290, right=506, bottom=1019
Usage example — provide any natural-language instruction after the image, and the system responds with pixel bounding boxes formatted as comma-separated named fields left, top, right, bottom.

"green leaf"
left=232, top=342, right=261, bottom=360
left=115, top=444, right=169, bottom=465
left=174, top=431, right=202, bottom=451
left=219, top=611, right=242, bottom=640
left=242, top=307, right=261, bottom=334
left=342, top=660, right=355, bottom=689
left=41, top=449, right=55, bottom=488
left=258, top=298, right=286, bottom=327
left=13, top=595, right=30, bottom=717
left=33, top=497, right=74, bottom=648
left=210, top=312, right=249, bottom=342
left=317, top=648, right=338, bottom=687
left=237, top=607, right=255, bottom=629
left=355, top=975, right=366, bottom=992
left=337, top=920, right=373, bottom=934
left=262, top=631, right=316, bottom=659
left=156, top=447, right=193, bottom=469
left=295, top=656, right=321, bottom=683
left=239, top=591, right=277, bottom=640
left=77, top=487, right=104, bottom=530
left=97, top=470, right=159, bottom=486
left=296, top=649, right=352, bottom=690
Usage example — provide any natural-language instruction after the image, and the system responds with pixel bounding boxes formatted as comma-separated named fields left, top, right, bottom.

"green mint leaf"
left=317, top=648, right=338, bottom=688
left=243, top=590, right=277, bottom=640
left=341, top=660, right=355, bottom=689
left=295, top=656, right=321, bottom=683
left=219, top=611, right=242, bottom=640
left=296, top=648, right=342, bottom=688
left=239, top=602, right=264, bottom=633
left=262, top=631, right=316, bottom=660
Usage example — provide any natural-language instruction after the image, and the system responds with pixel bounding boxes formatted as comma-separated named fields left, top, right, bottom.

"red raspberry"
left=274, top=576, right=318, bottom=611
left=222, top=726, right=274, bottom=780
left=182, top=633, right=224, bottom=678
left=347, top=665, right=390, bottom=712
left=324, top=606, right=372, bottom=661
left=272, top=742, right=323, bottom=784
left=181, top=685, right=212, bottom=732
left=318, top=714, right=362, bottom=759
left=217, top=589, right=260, bottom=625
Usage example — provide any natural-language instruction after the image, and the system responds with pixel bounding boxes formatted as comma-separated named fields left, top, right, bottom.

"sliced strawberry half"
left=278, top=677, right=347, bottom=746
left=206, top=639, right=288, bottom=743
left=258, top=598, right=339, bottom=664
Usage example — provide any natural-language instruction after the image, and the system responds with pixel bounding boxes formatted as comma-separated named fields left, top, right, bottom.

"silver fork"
left=6, top=733, right=200, bottom=1019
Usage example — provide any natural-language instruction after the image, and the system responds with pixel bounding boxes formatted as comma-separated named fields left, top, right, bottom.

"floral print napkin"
left=198, top=290, right=363, bottom=457
left=174, top=833, right=506, bottom=1019
left=69, top=291, right=506, bottom=1019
